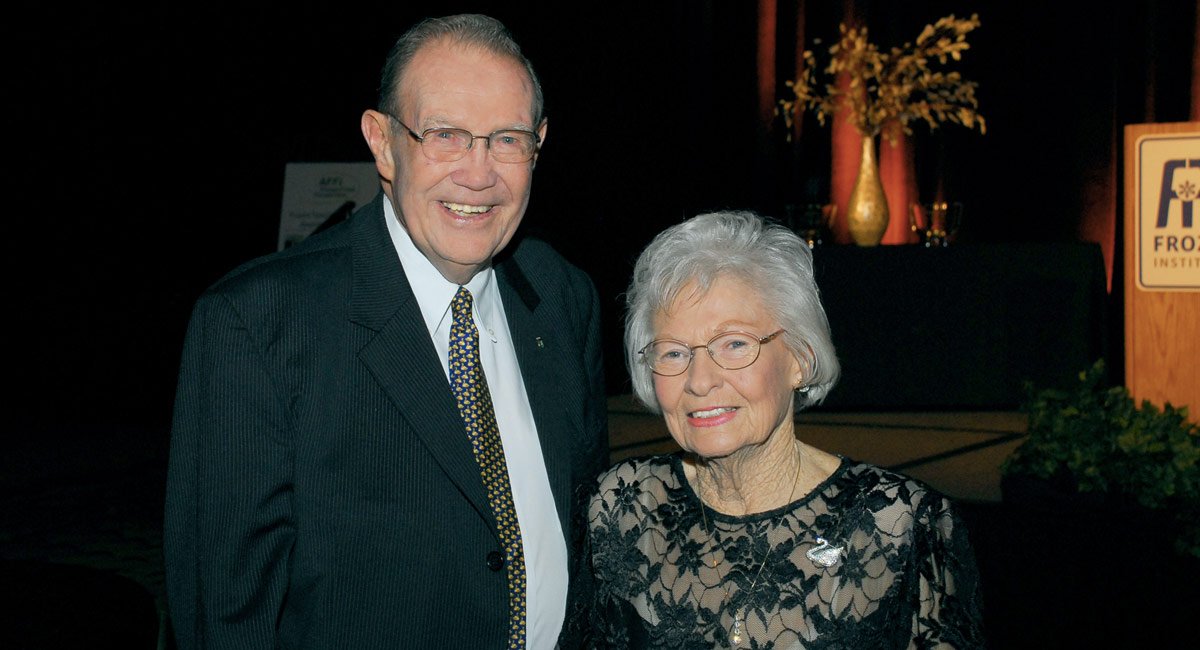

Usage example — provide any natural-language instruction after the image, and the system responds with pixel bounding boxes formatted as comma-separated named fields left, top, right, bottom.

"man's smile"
left=441, top=201, right=494, bottom=216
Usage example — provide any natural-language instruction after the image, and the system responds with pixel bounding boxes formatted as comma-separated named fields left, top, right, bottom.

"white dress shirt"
left=383, top=200, right=567, bottom=649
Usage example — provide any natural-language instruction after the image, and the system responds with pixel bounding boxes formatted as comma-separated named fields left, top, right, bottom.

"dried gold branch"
left=777, top=13, right=986, bottom=144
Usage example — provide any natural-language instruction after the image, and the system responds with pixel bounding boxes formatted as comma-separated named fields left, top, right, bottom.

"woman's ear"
left=793, top=342, right=816, bottom=389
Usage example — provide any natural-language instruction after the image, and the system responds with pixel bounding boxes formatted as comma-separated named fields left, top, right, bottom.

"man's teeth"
left=690, top=407, right=736, bottom=418
left=442, top=202, right=491, bottom=215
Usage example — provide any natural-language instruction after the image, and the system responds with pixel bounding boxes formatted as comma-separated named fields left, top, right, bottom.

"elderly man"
left=165, top=14, right=608, bottom=649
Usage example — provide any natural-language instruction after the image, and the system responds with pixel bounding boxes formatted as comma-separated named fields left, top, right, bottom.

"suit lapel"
left=349, top=196, right=493, bottom=526
left=498, top=254, right=576, bottom=535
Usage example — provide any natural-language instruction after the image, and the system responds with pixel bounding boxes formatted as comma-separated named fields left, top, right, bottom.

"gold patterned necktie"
left=449, top=287, right=526, bottom=649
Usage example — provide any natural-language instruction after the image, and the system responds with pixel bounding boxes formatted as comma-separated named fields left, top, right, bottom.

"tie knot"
left=452, top=287, right=474, bottom=321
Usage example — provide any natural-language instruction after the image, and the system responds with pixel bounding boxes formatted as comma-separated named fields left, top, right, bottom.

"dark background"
left=2, top=2, right=1197, bottom=647
left=5, top=0, right=1196, bottom=438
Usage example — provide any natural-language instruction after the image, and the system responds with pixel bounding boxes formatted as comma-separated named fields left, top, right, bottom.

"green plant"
left=1002, top=359, right=1200, bottom=557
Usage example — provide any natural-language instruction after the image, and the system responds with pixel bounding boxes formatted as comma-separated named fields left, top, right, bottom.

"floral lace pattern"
left=576, top=454, right=985, bottom=649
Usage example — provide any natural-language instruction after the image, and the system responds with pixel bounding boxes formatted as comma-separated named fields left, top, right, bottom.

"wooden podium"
left=1123, top=122, right=1200, bottom=410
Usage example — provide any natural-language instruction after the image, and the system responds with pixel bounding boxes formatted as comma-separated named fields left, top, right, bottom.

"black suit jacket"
left=165, top=195, right=609, bottom=649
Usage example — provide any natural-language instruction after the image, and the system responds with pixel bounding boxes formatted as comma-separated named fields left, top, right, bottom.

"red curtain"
left=757, top=0, right=777, bottom=133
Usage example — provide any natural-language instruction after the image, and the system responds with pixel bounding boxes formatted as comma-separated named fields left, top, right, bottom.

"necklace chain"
left=696, top=443, right=804, bottom=647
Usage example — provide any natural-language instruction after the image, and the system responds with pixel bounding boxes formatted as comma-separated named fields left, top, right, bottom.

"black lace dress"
left=579, top=454, right=985, bottom=649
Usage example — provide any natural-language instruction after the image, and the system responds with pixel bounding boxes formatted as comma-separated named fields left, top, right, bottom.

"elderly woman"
left=580, top=211, right=984, bottom=648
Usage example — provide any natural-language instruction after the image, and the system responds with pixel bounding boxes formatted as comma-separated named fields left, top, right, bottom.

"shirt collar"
left=383, top=197, right=499, bottom=338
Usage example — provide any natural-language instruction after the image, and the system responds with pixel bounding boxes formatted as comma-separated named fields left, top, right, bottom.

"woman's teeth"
left=690, top=407, right=736, bottom=418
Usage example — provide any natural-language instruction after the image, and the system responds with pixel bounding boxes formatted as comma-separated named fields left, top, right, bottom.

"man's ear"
left=531, top=118, right=548, bottom=169
left=361, top=110, right=396, bottom=183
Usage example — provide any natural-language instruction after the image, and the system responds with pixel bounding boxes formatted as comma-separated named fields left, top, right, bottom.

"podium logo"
left=1139, top=133, right=1200, bottom=290
left=1151, top=159, right=1200, bottom=253
left=1156, top=159, right=1200, bottom=228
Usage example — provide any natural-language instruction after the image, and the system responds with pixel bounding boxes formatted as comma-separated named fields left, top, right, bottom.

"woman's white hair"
left=624, top=210, right=840, bottom=412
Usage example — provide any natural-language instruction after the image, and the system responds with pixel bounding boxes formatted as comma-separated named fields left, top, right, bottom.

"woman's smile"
left=687, top=406, right=738, bottom=427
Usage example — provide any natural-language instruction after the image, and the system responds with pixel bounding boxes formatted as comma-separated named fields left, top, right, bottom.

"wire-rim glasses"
left=638, top=329, right=786, bottom=376
left=387, top=114, right=540, bottom=163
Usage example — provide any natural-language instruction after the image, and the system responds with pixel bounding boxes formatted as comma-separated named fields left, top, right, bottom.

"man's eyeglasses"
left=387, top=114, right=540, bottom=164
left=638, top=330, right=786, bottom=377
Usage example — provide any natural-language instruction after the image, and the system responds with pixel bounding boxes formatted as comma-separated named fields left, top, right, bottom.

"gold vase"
left=846, top=135, right=888, bottom=246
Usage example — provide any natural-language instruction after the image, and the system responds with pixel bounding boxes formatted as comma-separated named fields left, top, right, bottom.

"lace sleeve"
left=583, top=467, right=650, bottom=649
left=558, top=465, right=652, bottom=650
left=911, top=494, right=987, bottom=649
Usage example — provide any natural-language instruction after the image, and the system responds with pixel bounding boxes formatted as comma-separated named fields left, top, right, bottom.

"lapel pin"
left=535, top=337, right=544, bottom=349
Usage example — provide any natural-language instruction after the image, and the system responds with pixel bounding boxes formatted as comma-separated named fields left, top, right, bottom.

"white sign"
left=278, top=162, right=380, bottom=250
left=1135, top=132, right=1200, bottom=291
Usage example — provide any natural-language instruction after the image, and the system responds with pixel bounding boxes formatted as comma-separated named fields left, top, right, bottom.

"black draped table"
left=810, top=242, right=1108, bottom=410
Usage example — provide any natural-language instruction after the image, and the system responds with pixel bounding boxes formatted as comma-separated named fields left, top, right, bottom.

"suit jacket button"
left=486, top=551, right=505, bottom=572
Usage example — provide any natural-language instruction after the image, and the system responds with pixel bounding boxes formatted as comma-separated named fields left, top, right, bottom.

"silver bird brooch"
left=806, top=537, right=845, bottom=568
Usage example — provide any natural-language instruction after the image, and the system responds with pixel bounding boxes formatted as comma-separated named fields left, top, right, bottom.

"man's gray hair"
left=624, top=210, right=840, bottom=413
left=376, top=13, right=544, bottom=126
